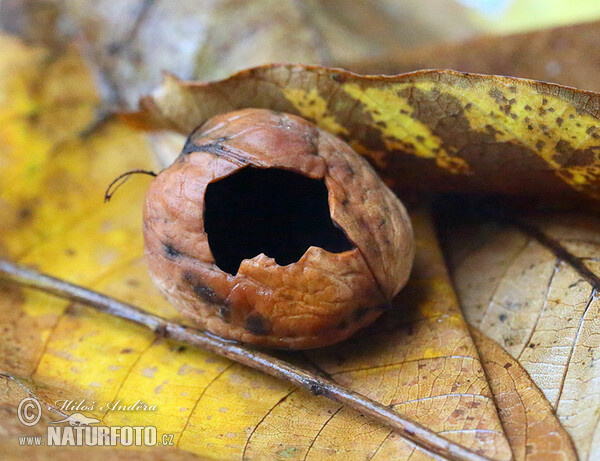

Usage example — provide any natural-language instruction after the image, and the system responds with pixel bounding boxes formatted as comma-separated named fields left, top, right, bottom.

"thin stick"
left=104, top=169, right=157, bottom=203
left=0, top=259, right=489, bottom=461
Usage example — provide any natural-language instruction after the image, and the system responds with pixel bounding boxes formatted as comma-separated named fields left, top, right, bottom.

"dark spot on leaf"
left=19, top=208, right=33, bottom=221
left=553, top=140, right=595, bottom=167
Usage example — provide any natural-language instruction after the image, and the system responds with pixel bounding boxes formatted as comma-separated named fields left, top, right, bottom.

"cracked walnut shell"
left=143, top=108, right=414, bottom=349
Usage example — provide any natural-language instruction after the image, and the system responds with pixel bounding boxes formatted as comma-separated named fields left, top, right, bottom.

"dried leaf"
left=0, top=32, right=516, bottom=459
left=344, top=20, right=600, bottom=93
left=0, top=0, right=478, bottom=107
left=445, top=210, right=600, bottom=459
left=127, top=65, right=600, bottom=200
left=471, top=327, right=577, bottom=461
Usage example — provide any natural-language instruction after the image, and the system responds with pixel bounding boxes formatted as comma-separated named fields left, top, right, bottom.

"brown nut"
left=143, top=108, right=414, bottom=349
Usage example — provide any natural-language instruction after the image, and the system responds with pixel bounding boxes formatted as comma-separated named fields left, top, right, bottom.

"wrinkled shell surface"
left=143, top=108, right=414, bottom=349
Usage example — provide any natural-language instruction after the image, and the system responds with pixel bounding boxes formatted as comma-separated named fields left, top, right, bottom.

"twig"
left=104, top=169, right=157, bottom=202
left=0, top=259, right=490, bottom=461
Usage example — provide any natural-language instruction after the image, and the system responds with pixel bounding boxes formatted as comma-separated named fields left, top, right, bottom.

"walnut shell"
left=143, top=108, right=414, bottom=349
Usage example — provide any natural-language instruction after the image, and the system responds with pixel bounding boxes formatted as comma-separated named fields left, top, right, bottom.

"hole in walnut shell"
left=204, top=167, right=354, bottom=275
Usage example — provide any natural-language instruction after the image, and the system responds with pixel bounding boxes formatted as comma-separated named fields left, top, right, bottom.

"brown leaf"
left=126, top=65, right=600, bottom=200
left=471, top=327, right=577, bottom=461
left=1, top=0, right=478, bottom=107
left=343, top=20, right=600, bottom=93
left=444, top=209, right=600, bottom=459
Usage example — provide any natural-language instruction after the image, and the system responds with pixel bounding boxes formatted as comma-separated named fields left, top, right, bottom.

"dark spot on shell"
left=524, top=105, right=533, bottom=111
left=164, top=243, right=181, bottom=258
left=121, top=348, right=133, bottom=354
left=182, top=271, right=223, bottom=306
left=499, top=314, right=507, bottom=322
left=336, top=320, right=348, bottom=330
left=548, top=108, right=555, bottom=113
left=542, top=98, right=548, bottom=105
left=535, top=141, right=544, bottom=151
left=556, top=117, right=563, bottom=127
left=354, top=307, right=370, bottom=320
left=219, top=305, right=230, bottom=321
left=529, top=343, right=535, bottom=348
left=246, top=314, right=270, bottom=335
left=504, top=363, right=512, bottom=369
